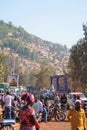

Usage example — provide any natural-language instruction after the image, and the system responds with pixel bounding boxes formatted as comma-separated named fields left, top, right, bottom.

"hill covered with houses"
left=0, top=20, right=70, bottom=75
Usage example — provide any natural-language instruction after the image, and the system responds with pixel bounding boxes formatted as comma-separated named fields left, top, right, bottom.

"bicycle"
left=0, top=119, right=15, bottom=130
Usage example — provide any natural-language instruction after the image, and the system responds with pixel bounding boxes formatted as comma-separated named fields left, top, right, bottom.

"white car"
left=68, top=91, right=87, bottom=99
left=67, top=92, right=87, bottom=116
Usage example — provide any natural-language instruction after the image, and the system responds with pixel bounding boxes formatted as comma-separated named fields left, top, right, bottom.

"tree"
left=68, top=24, right=87, bottom=92
left=18, top=72, right=29, bottom=86
left=0, top=53, right=10, bottom=82
left=8, top=21, right=13, bottom=28
left=29, top=71, right=37, bottom=86
left=35, top=65, right=55, bottom=89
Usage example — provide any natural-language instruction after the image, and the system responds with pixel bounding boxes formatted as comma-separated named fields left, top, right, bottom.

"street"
left=13, top=120, right=71, bottom=130
left=13, top=118, right=87, bottom=130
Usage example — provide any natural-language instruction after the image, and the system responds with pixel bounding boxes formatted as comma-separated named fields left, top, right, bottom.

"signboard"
left=8, top=73, right=19, bottom=87
left=50, top=75, right=68, bottom=93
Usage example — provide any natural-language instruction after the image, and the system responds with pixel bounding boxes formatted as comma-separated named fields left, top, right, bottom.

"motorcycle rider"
left=60, top=93, right=67, bottom=110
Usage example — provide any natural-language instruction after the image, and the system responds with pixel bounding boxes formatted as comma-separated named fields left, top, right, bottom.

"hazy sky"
left=0, top=0, right=87, bottom=48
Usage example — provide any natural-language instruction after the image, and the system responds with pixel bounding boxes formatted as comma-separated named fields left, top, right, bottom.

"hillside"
left=0, top=20, right=70, bottom=74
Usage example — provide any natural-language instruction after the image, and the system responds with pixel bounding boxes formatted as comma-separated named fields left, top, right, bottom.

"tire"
left=60, top=112, right=66, bottom=121
left=1, top=125, right=14, bottom=130
left=55, top=112, right=64, bottom=121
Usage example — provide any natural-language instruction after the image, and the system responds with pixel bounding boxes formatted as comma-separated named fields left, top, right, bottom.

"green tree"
left=0, top=53, right=10, bottom=82
left=35, top=65, right=55, bottom=89
left=19, top=72, right=29, bottom=86
left=68, top=24, right=87, bottom=92
left=29, top=71, right=37, bottom=86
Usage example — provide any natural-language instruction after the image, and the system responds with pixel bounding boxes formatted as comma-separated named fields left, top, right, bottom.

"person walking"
left=19, top=92, right=40, bottom=130
left=67, top=100, right=86, bottom=130
left=72, top=94, right=77, bottom=105
left=2, top=89, right=14, bottom=119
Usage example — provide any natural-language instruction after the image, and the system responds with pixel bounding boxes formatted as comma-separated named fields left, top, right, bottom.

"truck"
left=50, top=75, right=68, bottom=93
left=0, top=83, right=9, bottom=90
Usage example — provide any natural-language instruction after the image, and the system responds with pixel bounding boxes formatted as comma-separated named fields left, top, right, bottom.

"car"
left=68, top=92, right=87, bottom=104
left=67, top=92, right=87, bottom=116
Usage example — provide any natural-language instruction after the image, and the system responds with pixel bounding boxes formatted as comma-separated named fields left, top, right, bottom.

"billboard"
left=8, top=73, right=19, bottom=87
left=50, top=75, right=68, bottom=93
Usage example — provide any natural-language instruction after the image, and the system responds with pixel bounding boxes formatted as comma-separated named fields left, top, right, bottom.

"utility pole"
left=8, top=44, right=21, bottom=92
left=13, top=44, right=21, bottom=74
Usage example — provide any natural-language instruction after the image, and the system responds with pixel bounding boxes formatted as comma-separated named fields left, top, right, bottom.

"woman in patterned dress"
left=19, top=92, right=40, bottom=130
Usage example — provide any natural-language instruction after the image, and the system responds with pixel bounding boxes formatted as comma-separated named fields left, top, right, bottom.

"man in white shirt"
left=3, top=90, right=14, bottom=119
left=33, top=98, right=43, bottom=114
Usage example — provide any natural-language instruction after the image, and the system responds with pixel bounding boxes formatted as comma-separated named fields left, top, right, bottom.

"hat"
left=21, top=92, right=35, bottom=104
left=75, top=100, right=81, bottom=104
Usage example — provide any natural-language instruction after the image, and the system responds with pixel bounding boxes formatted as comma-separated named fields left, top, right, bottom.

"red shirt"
left=19, top=105, right=36, bottom=130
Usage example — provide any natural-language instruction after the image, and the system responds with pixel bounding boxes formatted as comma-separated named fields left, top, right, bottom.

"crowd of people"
left=0, top=89, right=86, bottom=130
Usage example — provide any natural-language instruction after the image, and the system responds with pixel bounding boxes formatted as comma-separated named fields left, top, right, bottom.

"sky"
left=0, top=0, right=87, bottom=48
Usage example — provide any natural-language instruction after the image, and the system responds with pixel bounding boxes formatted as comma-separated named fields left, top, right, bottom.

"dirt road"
left=14, top=120, right=71, bottom=130
left=40, top=121, right=71, bottom=130
left=14, top=119, right=87, bottom=130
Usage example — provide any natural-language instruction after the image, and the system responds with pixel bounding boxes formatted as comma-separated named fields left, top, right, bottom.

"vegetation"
left=0, top=20, right=69, bottom=88
left=0, top=53, right=10, bottom=82
left=0, top=20, right=68, bottom=63
left=35, top=65, right=56, bottom=89
left=18, top=65, right=55, bottom=89
left=67, top=24, right=87, bottom=92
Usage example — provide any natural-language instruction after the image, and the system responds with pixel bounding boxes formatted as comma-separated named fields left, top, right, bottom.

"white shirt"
left=3, top=95, right=14, bottom=107
left=33, top=100, right=43, bottom=114
left=33, top=102, right=39, bottom=113
left=38, top=100, right=43, bottom=112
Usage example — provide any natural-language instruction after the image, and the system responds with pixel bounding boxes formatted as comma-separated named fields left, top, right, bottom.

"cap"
left=75, top=100, right=81, bottom=104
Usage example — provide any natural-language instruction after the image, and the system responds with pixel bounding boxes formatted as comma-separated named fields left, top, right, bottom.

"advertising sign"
left=8, top=73, right=19, bottom=87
